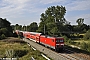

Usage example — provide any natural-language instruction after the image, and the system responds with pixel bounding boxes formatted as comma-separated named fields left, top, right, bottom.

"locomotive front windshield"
left=56, top=39, right=64, bottom=43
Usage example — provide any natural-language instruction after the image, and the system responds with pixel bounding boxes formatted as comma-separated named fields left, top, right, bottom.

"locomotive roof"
left=30, top=32, right=42, bottom=35
left=41, top=35, right=63, bottom=38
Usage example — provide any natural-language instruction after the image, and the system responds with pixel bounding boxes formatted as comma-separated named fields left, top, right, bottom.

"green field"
left=66, top=38, right=90, bottom=52
left=74, top=39, right=90, bottom=43
left=0, top=38, right=47, bottom=60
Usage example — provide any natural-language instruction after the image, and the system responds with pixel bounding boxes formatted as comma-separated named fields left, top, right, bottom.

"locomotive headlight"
left=61, top=44, right=64, bottom=46
left=56, top=44, right=59, bottom=45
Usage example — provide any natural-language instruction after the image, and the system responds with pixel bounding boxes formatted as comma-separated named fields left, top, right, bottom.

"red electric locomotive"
left=40, top=35, right=64, bottom=51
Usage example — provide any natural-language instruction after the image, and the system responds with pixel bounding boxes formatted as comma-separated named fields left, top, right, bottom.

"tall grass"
left=0, top=39, right=47, bottom=60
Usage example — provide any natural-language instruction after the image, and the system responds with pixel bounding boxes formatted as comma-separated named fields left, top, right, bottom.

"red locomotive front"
left=55, top=37, right=64, bottom=51
left=40, top=35, right=64, bottom=52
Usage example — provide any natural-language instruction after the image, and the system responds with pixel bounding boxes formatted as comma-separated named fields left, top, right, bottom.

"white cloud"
left=66, top=0, right=90, bottom=11
left=78, top=14, right=90, bottom=24
left=0, top=0, right=90, bottom=25
left=39, top=0, right=66, bottom=4
left=2, top=0, right=29, bottom=5
left=0, top=0, right=30, bottom=18
left=66, top=13, right=90, bottom=25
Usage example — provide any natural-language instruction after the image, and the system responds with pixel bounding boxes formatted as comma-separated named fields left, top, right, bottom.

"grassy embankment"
left=64, top=34, right=90, bottom=54
left=0, top=37, right=47, bottom=60
left=64, top=33, right=90, bottom=53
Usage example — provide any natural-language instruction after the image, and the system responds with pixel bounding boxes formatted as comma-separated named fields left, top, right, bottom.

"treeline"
left=13, top=6, right=90, bottom=38
left=12, top=22, right=38, bottom=32
left=13, top=21, right=90, bottom=39
left=0, top=18, right=13, bottom=39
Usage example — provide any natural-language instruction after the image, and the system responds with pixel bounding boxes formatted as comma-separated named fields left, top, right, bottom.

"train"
left=15, top=30, right=64, bottom=52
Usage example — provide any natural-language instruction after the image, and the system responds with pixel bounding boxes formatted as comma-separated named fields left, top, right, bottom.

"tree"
left=27, top=22, right=38, bottom=32
left=76, top=18, right=84, bottom=25
left=22, top=25, right=26, bottom=31
left=50, top=27, right=59, bottom=36
left=75, top=18, right=89, bottom=33
left=36, top=22, right=45, bottom=33
left=38, top=5, right=67, bottom=35
left=46, top=22, right=56, bottom=35
left=0, top=18, right=13, bottom=37
left=13, top=24, right=23, bottom=31
left=0, top=28, right=8, bottom=36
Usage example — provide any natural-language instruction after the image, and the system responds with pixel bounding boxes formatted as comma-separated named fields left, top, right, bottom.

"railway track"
left=63, top=47, right=89, bottom=60
left=23, top=38, right=87, bottom=60
left=61, top=49, right=79, bottom=60
left=52, top=48, right=80, bottom=60
left=59, top=53, right=79, bottom=60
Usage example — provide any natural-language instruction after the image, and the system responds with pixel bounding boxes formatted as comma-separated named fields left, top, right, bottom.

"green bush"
left=81, top=42, right=87, bottom=50
left=83, top=30, right=90, bottom=40
left=76, top=42, right=80, bottom=46
left=80, top=42, right=90, bottom=52
left=63, top=35, right=69, bottom=42
left=87, top=42, right=90, bottom=52
left=14, top=49, right=28, bottom=57
left=0, top=34, right=6, bottom=40
left=70, top=41, right=76, bottom=45
left=67, top=39, right=71, bottom=44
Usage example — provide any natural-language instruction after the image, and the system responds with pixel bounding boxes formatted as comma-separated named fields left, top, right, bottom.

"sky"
left=0, top=0, right=90, bottom=25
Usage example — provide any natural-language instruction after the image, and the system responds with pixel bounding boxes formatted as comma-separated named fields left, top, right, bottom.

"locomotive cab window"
left=60, top=40, right=64, bottom=42
left=56, top=40, right=64, bottom=42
